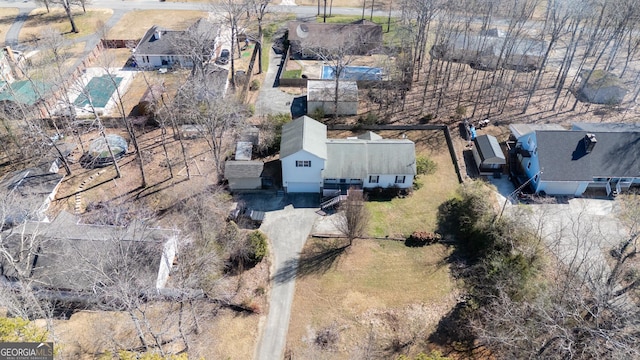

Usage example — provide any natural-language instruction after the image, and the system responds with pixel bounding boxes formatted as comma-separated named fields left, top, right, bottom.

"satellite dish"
left=296, top=24, right=309, bottom=38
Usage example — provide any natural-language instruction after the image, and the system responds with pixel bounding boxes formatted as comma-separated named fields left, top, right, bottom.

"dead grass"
left=0, top=8, right=19, bottom=45
left=107, top=10, right=208, bottom=40
left=19, top=8, right=113, bottom=42
left=287, top=239, right=459, bottom=358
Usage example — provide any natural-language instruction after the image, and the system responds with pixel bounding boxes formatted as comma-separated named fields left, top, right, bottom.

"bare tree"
left=334, top=188, right=369, bottom=246
left=51, top=0, right=79, bottom=33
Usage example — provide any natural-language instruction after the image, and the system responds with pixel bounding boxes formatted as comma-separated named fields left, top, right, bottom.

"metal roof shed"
left=473, top=134, right=506, bottom=175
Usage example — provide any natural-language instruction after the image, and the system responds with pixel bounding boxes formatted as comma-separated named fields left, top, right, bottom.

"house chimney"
left=584, top=133, right=597, bottom=153
left=155, top=30, right=162, bottom=40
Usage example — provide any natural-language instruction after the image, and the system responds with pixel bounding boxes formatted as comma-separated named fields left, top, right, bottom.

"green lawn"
left=366, top=137, right=459, bottom=238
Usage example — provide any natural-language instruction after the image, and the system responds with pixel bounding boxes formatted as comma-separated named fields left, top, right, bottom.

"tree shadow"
left=272, top=240, right=348, bottom=284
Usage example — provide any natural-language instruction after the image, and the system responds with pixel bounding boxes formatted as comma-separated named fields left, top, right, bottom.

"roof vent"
left=154, top=30, right=162, bottom=40
left=584, top=133, right=597, bottom=153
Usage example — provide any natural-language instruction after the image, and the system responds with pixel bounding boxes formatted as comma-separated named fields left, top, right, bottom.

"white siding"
left=287, top=182, right=320, bottom=193
left=281, top=150, right=325, bottom=192
left=538, top=181, right=582, bottom=196
left=228, top=178, right=262, bottom=191
left=363, top=174, right=414, bottom=189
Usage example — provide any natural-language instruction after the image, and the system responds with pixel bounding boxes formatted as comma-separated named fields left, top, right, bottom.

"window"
left=369, top=175, right=379, bottom=183
left=295, top=160, right=311, bottom=167
left=527, top=162, right=531, bottom=169
left=534, top=174, right=539, bottom=182
left=395, top=176, right=406, bottom=184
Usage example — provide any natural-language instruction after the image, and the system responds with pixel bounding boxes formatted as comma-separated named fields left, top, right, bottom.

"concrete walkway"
left=254, top=205, right=318, bottom=360
left=4, top=7, right=32, bottom=48
left=255, top=48, right=297, bottom=116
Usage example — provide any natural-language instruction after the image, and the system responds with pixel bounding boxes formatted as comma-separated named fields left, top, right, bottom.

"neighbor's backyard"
left=286, top=129, right=461, bottom=358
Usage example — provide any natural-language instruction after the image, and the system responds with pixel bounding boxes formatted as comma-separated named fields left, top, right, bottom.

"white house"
left=510, top=123, right=640, bottom=196
left=133, top=19, right=220, bottom=69
left=280, top=116, right=416, bottom=193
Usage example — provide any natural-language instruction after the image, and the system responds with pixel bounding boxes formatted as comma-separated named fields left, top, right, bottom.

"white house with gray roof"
left=133, top=19, right=220, bottom=69
left=280, top=116, right=416, bottom=193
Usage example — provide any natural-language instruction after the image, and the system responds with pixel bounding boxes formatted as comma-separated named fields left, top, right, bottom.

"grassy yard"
left=366, top=130, right=460, bottom=238
left=286, top=129, right=461, bottom=358
left=19, top=8, right=113, bottom=42
left=107, top=10, right=208, bottom=40
left=287, top=238, right=459, bottom=358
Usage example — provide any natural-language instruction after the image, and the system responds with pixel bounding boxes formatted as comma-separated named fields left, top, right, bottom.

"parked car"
left=216, top=49, right=230, bottom=65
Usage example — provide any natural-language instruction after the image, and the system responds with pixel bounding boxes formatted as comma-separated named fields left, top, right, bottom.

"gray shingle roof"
left=0, top=211, right=177, bottom=292
left=225, top=160, right=264, bottom=178
left=324, top=139, right=416, bottom=179
left=280, top=116, right=327, bottom=159
left=135, top=19, right=219, bottom=56
left=536, top=130, right=640, bottom=181
left=571, top=122, right=640, bottom=132
left=474, top=134, right=506, bottom=165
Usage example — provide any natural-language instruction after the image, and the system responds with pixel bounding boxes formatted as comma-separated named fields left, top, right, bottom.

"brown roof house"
left=287, top=20, right=383, bottom=59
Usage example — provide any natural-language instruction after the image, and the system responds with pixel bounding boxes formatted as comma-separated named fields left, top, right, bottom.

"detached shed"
left=225, top=161, right=264, bottom=191
left=577, top=70, right=628, bottom=104
left=472, top=134, right=506, bottom=175
left=307, top=80, right=358, bottom=116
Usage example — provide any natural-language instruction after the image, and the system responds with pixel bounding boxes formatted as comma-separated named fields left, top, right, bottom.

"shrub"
left=249, top=230, right=269, bottom=262
left=416, top=156, right=437, bottom=175
left=310, top=106, right=325, bottom=120
left=250, top=79, right=261, bottom=91
left=405, top=231, right=441, bottom=247
left=362, top=112, right=378, bottom=125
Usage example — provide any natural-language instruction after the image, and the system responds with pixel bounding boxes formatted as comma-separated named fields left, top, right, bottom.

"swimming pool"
left=321, top=65, right=383, bottom=81
left=74, top=75, right=123, bottom=108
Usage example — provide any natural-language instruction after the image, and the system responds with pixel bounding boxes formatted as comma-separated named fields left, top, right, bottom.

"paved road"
left=255, top=205, right=318, bottom=360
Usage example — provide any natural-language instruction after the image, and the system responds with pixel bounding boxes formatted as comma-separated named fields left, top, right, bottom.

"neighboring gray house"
left=133, top=19, right=220, bottom=69
left=307, top=80, right=358, bottom=116
left=576, top=70, right=628, bottom=104
left=509, top=123, right=640, bottom=196
left=0, top=211, right=178, bottom=298
left=287, top=20, right=383, bottom=59
left=430, top=29, right=546, bottom=71
left=280, top=116, right=416, bottom=193
left=472, top=134, right=506, bottom=175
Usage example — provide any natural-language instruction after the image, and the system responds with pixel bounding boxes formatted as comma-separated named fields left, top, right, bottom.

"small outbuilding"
left=307, top=80, right=358, bottom=116
left=472, top=134, right=506, bottom=175
left=224, top=161, right=264, bottom=191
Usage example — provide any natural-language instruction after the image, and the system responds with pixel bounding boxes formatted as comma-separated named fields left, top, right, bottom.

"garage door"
left=287, top=182, right=320, bottom=193
left=541, top=182, right=579, bottom=196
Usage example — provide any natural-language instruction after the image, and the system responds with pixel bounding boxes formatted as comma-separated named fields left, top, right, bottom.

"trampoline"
left=80, top=134, right=128, bottom=168
left=74, top=75, right=123, bottom=108
left=321, top=65, right=383, bottom=81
